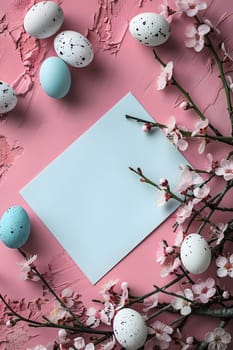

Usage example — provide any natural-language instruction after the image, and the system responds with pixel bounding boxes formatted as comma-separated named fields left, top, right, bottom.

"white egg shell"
left=113, top=308, right=148, bottom=350
left=24, top=1, right=64, bottom=39
left=129, top=12, right=170, bottom=46
left=54, top=31, right=94, bottom=68
left=0, top=81, right=17, bottom=114
left=180, top=233, right=211, bottom=274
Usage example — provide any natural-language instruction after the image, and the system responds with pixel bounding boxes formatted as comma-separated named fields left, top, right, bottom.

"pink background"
left=0, top=0, right=233, bottom=347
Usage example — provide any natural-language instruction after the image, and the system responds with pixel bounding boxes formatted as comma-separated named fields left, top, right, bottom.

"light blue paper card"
left=20, top=93, right=187, bottom=284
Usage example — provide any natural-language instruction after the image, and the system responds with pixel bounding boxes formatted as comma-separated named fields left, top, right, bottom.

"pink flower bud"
left=142, top=123, right=152, bottom=132
left=186, top=336, right=194, bottom=345
left=58, top=329, right=67, bottom=340
left=179, top=101, right=189, bottom=110
left=223, top=291, right=230, bottom=299
left=165, top=246, right=174, bottom=254
left=160, top=178, right=168, bottom=187
left=6, top=319, right=14, bottom=328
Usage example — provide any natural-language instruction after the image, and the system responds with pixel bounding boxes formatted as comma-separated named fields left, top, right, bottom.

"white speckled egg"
left=180, top=233, right=211, bottom=274
left=0, top=81, right=17, bottom=114
left=129, top=12, right=170, bottom=46
left=54, top=31, right=94, bottom=68
left=113, top=308, right=148, bottom=350
left=0, top=206, right=31, bottom=248
left=24, top=1, right=64, bottom=39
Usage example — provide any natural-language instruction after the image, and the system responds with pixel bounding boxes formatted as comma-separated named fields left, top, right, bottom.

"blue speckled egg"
left=0, top=206, right=31, bottom=248
left=39, top=56, right=71, bottom=99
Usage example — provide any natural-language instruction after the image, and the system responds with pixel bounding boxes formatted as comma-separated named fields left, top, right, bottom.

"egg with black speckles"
left=0, top=206, right=31, bottom=248
left=113, top=308, right=148, bottom=350
left=180, top=233, right=211, bottom=274
left=129, top=12, right=170, bottom=46
left=0, top=81, right=17, bottom=114
left=54, top=31, right=94, bottom=68
left=24, top=1, right=64, bottom=39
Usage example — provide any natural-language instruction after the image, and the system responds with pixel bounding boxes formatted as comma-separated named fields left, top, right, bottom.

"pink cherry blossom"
left=193, top=184, right=210, bottom=199
left=191, top=118, right=209, bottom=154
left=185, top=23, right=210, bottom=52
left=156, top=241, right=180, bottom=277
left=176, top=165, right=202, bottom=194
left=176, top=199, right=200, bottom=225
left=206, top=153, right=219, bottom=172
left=192, top=277, right=216, bottom=303
left=17, top=254, right=40, bottom=282
left=210, top=223, right=228, bottom=245
left=85, top=307, right=101, bottom=328
left=172, top=289, right=194, bottom=315
left=145, top=320, right=173, bottom=349
left=73, top=337, right=95, bottom=350
left=142, top=122, right=152, bottom=132
left=175, top=0, right=207, bottom=17
left=204, top=328, right=231, bottom=350
left=216, top=254, right=233, bottom=278
left=215, top=159, right=233, bottom=181
left=179, top=101, right=190, bottom=110
left=60, top=288, right=75, bottom=308
left=99, top=279, right=119, bottom=302
left=157, top=190, right=171, bottom=206
left=57, top=329, right=69, bottom=345
left=143, top=294, right=159, bottom=313
left=48, top=307, right=70, bottom=324
left=158, top=1, right=176, bottom=23
left=157, top=61, right=173, bottom=90
left=100, top=301, right=115, bottom=325
left=116, top=281, right=129, bottom=309
left=165, top=116, right=189, bottom=151
left=222, top=291, right=230, bottom=299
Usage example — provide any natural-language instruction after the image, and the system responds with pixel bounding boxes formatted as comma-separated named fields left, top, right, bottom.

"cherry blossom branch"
left=197, top=181, right=233, bottom=234
left=125, top=114, right=233, bottom=146
left=18, top=248, right=84, bottom=328
left=195, top=15, right=233, bottom=131
left=153, top=49, right=222, bottom=137
left=129, top=166, right=183, bottom=203
left=126, top=273, right=186, bottom=306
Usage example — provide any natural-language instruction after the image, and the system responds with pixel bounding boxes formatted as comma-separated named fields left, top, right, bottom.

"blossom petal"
left=217, top=267, right=228, bottom=278
left=185, top=24, right=197, bottom=37
left=198, top=24, right=210, bottom=35
left=216, top=256, right=227, bottom=267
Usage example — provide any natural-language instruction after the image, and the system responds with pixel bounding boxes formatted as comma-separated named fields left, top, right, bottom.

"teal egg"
left=39, top=56, right=71, bottom=99
left=0, top=206, right=31, bottom=248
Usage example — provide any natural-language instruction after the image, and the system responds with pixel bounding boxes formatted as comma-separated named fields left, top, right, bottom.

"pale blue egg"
left=39, top=56, right=71, bottom=99
left=0, top=206, right=31, bottom=248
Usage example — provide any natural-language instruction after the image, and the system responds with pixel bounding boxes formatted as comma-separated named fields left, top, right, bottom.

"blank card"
left=20, top=93, right=187, bottom=284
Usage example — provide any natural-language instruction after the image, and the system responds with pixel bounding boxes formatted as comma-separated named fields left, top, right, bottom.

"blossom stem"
left=126, top=114, right=233, bottom=145
left=195, top=15, right=233, bottom=133
left=179, top=265, right=194, bottom=284
left=129, top=166, right=183, bottom=203
left=126, top=273, right=185, bottom=306
left=125, top=114, right=166, bottom=129
left=18, top=248, right=84, bottom=327
left=153, top=284, right=193, bottom=303
left=146, top=304, right=171, bottom=320
left=197, top=181, right=233, bottom=234
left=153, top=49, right=222, bottom=137
left=0, top=293, right=44, bottom=327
